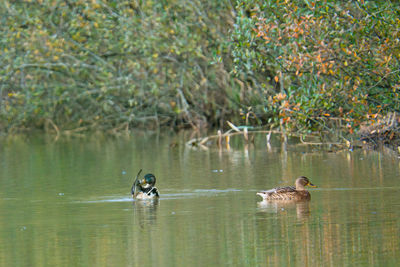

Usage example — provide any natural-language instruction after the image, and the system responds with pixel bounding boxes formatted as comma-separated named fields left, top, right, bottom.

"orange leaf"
left=274, top=76, right=279, bottom=82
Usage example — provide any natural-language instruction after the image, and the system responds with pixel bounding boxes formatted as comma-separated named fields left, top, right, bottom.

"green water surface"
left=0, top=133, right=399, bottom=266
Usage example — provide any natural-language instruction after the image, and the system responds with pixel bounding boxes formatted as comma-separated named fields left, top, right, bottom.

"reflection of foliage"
left=0, top=0, right=245, bottom=132
left=232, top=0, right=400, bottom=134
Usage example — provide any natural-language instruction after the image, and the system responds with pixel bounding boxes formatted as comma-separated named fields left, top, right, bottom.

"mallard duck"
left=131, top=169, right=159, bottom=199
left=257, top=176, right=316, bottom=201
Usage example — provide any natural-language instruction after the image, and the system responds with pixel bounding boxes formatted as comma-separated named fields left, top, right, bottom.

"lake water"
left=1, top=132, right=400, bottom=266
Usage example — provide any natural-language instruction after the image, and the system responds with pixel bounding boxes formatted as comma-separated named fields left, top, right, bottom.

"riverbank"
left=1, top=1, right=399, bottom=144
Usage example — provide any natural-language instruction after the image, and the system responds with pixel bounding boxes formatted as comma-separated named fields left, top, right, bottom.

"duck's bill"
left=307, top=182, right=317, bottom=188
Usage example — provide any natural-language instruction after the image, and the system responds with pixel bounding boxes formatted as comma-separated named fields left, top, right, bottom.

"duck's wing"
left=131, top=169, right=143, bottom=197
left=274, top=186, right=296, bottom=193
left=257, top=186, right=296, bottom=199
left=147, top=187, right=159, bottom=197
left=259, top=186, right=296, bottom=194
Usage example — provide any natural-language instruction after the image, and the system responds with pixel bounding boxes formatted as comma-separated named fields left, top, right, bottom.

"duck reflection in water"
left=257, top=200, right=310, bottom=219
left=132, top=198, right=160, bottom=228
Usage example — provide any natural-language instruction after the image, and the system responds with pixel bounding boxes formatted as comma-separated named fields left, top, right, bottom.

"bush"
left=0, top=0, right=247, bottom=132
left=232, top=0, right=400, bottom=134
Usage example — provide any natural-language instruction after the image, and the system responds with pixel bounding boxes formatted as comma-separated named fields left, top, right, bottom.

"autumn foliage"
left=232, top=0, right=400, bottom=134
left=1, top=0, right=400, bottom=137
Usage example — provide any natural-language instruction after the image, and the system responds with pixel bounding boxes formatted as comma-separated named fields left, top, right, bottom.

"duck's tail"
left=256, top=191, right=268, bottom=199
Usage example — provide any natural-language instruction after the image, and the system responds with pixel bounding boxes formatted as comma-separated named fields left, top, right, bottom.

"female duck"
left=257, top=176, right=316, bottom=201
left=131, top=170, right=159, bottom=199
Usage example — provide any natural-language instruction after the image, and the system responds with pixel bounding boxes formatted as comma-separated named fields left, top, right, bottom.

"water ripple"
left=76, top=188, right=243, bottom=203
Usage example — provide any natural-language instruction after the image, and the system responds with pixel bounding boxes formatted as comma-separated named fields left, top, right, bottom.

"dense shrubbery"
left=232, top=0, right=400, bottom=135
left=1, top=0, right=400, bottom=136
left=0, top=0, right=245, bottom=132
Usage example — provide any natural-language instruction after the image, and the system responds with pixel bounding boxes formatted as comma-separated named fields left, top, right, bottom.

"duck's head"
left=139, top=173, right=156, bottom=189
left=295, top=176, right=316, bottom=190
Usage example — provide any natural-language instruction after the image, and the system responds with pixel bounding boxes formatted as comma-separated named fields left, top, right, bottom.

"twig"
left=186, top=129, right=282, bottom=147
left=226, top=121, right=241, bottom=132
left=299, top=135, right=342, bottom=146
left=46, top=119, right=60, bottom=138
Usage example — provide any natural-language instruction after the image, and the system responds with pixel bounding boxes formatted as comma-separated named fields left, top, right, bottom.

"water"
left=1, top=132, right=400, bottom=266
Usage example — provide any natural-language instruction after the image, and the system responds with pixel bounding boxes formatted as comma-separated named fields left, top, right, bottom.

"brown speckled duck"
left=257, top=176, right=316, bottom=201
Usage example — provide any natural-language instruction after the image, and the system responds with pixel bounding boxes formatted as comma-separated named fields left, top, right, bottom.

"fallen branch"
left=186, top=121, right=350, bottom=149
